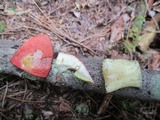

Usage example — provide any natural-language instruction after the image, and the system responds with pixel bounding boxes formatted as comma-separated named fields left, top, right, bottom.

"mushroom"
left=102, top=59, right=142, bottom=93
left=56, top=52, right=94, bottom=83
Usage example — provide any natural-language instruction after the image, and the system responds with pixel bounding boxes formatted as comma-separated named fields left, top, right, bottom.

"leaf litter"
left=0, top=0, right=160, bottom=119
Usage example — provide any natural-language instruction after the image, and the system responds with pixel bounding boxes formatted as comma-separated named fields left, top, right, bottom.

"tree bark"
left=1, top=40, right=160, bottom=102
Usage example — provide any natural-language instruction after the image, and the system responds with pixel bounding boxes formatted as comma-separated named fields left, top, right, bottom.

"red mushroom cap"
left=10, top=34, right=53, bottom=78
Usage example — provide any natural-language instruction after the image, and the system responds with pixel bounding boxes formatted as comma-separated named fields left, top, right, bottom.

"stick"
left=1, top=40, right=160, bottom=102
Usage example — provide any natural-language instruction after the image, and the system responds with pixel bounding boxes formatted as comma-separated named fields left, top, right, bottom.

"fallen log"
left=1, top=40, right=160, bottom=102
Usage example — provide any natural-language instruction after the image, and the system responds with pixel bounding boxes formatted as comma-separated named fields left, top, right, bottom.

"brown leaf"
left=138, top=23, right=156, bottom=52
left=110, top=50, right=130, bottom=59
left=110, top=15, right=124, bottom=43
left=59, top=97, right=72, bottom=112
left=138, top=13, right=160, bottom=52
left=150, top=52, right=160, bottom=70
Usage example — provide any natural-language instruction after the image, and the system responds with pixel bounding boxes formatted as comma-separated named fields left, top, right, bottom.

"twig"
left=0, top=113, right=13, bottom=120
left=32, top=1, right=97, bottom=55
left=2, top=81, right=8, bottom=108
left=22, top=80, right=28, bottom=100
left=27, top=13, right=61, bottom=37
left=0, top=81, right=21, bottom=91
left=83, top=92, right=98, bottom=105
left=49, top=1, right=65, bottom=15
left=110, top=101, right=129, bottom=119
left=80, top=27, right=111, bottom=43
left=7, top=91, right=27, bottom=97
left=145, top=30, right=160, bottom=33
left=6, top=96, right=45, bottom=103
left=22, top=26, right=51, bottom=34
left=0, top=108, right=8, bottom=112
left=94, top=115, right=111, bottom=120
left=106, top=110, right=120, bottom=120
left=0, top=33, right=15, bottom=35
left=97, top=94, right=112, bottom=115
left=148, top=0, right=155, bottom=9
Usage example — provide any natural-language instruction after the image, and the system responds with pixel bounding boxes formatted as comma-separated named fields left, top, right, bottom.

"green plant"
left=24, top=108, right=34, bottom=119
left=126, top=15, right=146, bottom=52
left=125, top=1, right=146, bottom=52
left=0, top=21, right=5, bottom=32
left=76, top=103, right=89, bottom=116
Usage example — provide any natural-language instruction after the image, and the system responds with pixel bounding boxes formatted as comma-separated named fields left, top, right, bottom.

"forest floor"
left=0, top=0, right=160, bottom=119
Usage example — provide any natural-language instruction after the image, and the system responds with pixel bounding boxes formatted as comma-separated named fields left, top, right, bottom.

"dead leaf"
left=138, top=13, right=160, bottom=52
left=42, top=110, right=53, bottom=117
left=150, top=52, right=160, bottom=70
left=73, top=11, right=81, bottom=18
left=59, top=97, right=73, bottom=112
left=110, top=14, right=124, bottom=43
left=110, top=50, right=130, bottom=59
left=138, top=23, right=156, bottom=52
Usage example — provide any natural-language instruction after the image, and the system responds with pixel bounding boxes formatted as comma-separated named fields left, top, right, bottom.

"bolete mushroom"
left=10, top=34, right=53, bottom=78
left=102, top=59, right=142, bottom=93
left=56, top=52, right=94, bottom=83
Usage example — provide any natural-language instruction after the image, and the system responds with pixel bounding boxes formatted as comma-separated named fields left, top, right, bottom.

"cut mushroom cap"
left=56, top=52, right=94, bottom=83
left=102, top=59, right=142, bottom=93
left=10, top=34, right=53, bottom=78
